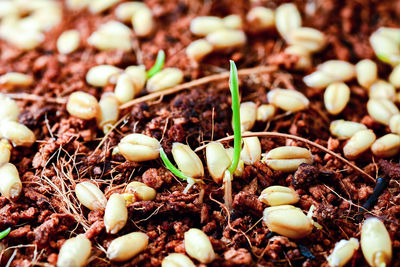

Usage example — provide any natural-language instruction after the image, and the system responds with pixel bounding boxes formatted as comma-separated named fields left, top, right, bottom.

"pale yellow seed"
left=125, top=181, right=156, bottom=201
left=263, top=205, right=313, bottom=239
left=57, top=30, right=80, bottom=54
left=162, top=253, right=195, bottom=267
left=104, top=193, right=128, bottom=234
left=0, top=72, right=33, bottom=88
left=343, top=129, right=376, bottom=159
left=0, top=2, right=18, bottom=18
left=184, top=228, right=216, bottom=264
left=303, top=70, right=335, bottom=89
left=0, top=22, right=44, bottom=51
left=370, top=31, right=400, bottom=66
left=114, top=73, right=135, bottom=104
left=88, top=21, right=131, bottom=51
left=206, top=29, right=246, bottom=49
left=259, top=186, right=299, bottom=206
left=324, top=82, right=350, bottom=115
left=369, top=80, right=396, bottom=101
left=190, top=16, right=225, bottom=36
left=0, top=139, right=11, bottom=165
left=246, top=7, right=275, bottom=31
left=317, top=60, right=356, bottom=82
left=0, top=94, right=19, bottom=122
left=257, top=104, right=276, bottom=122
left=287, top=27, right=326, bottom=52
left=367, top=98, right=399, bottom=125
left=226, top=148, right=244, bottom=177
left=378, top=27, right=400, bottom=42
left=57, top=234, right=91, bottom=267
left=356, top=59, right=378, bottom=88
left=371, top=133, right=400, bottom=158
left=172, top=143, right=204, bottom=178
left=118, top=133, right=160, bottom=162
left=75, top=181, right=107, bottom=211
left=89, top=0, right=121, bottom=13
left=275, top=3, right=301, bottom=39
left=107, top=232, right=149, bottom=262
left=389, top=64, right=400, bottom=88
left=327, top=238, right=359, bottom=267
left=66, top=0, right=89, bottom=9
left=240, top=135, right=261, bottom=165
left=206, top=142, right=231, bottom=184
left=66, top=91, right=100, bottom=120
left=125, top=65, right=147, bottom=95
left=97, top=93, right=119, bottom=134
left=0, top=121, right=36, bottom=147
left=329, top=120, right=367, bottom=140
left=0, top=163, right=21, bottom=201
left=284, top=45, right=312, bottom=70
left=262, top=146, right=313, bottom=172
left=238, top=101, right=257, bottom=132
left=186, top=39, right=213, bottom=61
left=361, top=218, right=392, bottom=267
left=115, top=2, right=146, bottom=21
left=131, top=5, right=153, bottom=37
left=86, top=65, right=122, bottom=87
left=222, top=15, right=242, bottom=29
left=267, top=88, right=309, bottom=112
left=147, top=68, right=184, bottom=93
left=389, top=114, right=400, bottom=134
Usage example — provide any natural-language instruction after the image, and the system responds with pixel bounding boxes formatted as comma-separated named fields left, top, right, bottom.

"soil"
left=1, top=0, right=400, bottom=266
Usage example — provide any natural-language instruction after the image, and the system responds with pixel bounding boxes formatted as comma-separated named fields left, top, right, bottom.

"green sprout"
left=0, top=227, right=11, bottom=240
left=146, top=50, right=165, bottom=78
left=160, top=147, right=202, bottom=193
left=223, top=60, right=242, bottom=210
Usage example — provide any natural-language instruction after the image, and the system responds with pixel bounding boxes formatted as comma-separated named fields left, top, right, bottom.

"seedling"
left=0, top=227, right=10, bottom=240
left=146, top=50, right=165, bottom=78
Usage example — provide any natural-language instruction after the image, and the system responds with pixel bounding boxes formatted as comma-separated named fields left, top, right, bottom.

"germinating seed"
left=206, top=29, right=246, bottom=49
left=303, top=70, right=335, bottom=89
left=184, top=228, right=216, bottom=264
left=324, top=82, right=350, bottom=115
left=263, top=205, right=313, bottom=239
left=356, top=59, right=378, bottom=88
left=367, top=98, right=399, bottom=125
left=97, top=92, right=119, bottom=134
left=317, top=60, right=356, bottom=82
left=206, top=142, right=231, bottom=184
left=226, top=147, right=244, bottom=177
left=89, top=0, right=121, bottom=13
left=57, top=234, right=92, bottom=267
left=131, top=5, right=153, bottom=37
left=371, top=133, right=400, bottom=158
left=66, top=91, right=100, bottom=120
left=186, top=39, right=213, bottom=61
left=257, top=104, right=276, bottom=122
left=125, top=65, right=147, bottom=95
left=275, top=3, right=301, bottom=39
left=329, top=120, right=367, bottom=140
left=118, top=133, right=160, bottom=162
left=104, top=193, right=128, bottom=234
left=389, top=114, right=400, bottom=134
left=238, top=101, right=257, bottom=132
left=114, top=73, right=135, bottom=104
left=378, top=27, right=400, bottom=42
left=146, top=68, right=184, bottom=92
left=262, top=146, right=313, bottom=172
left=259, top=185, right=299, bottom=206
left=172, top=142, right=204, bottom=178
left=0, top=163, right=22, bottom=201
left=57, top=29, right=80, bottom=54
left=88, top=21, right=131, bottom=51
left=287, top=27, right=326, bottom=52
left=246, top=7, right=275, bottom=31
left=240, top=135, right=261, bottom=165
left=115, top=2, right=146, bottom=21
left=0, top=139, right=11, bottom=165
left=190, top=16, right=225, bottom=36
left=0, top=94, right=19, bottom=122
left=162, top=253, right=195, bottom=267
left=222, top=15, right=242, bottom=29
left=0, top=72, right=33, bottom=88
left=343, top=129, right=376, bottom=159
left=370, top=30, right=400, bottom=65
left=369, top=80, right=396, bottom=101
left=107, top=232, right=149, bottom=262
left=361, top=218, right=392, bottom=267
left=267, top=88, right=309, bottom=112
left=124, top=181, right=156, bottom=203
left=75, top=181, right=107, bottom=211
left=284, top=45, right=312, bottom=70
left=327, top=238, right=359, bottom=267
left=86, top=65, right=122, bottom=87
left=0, top=120, right=36, bottom=147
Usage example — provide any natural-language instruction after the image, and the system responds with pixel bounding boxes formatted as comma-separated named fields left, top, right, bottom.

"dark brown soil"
left=1, top=0, right=400, bottom=266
